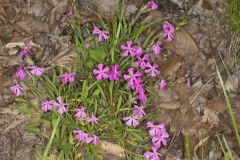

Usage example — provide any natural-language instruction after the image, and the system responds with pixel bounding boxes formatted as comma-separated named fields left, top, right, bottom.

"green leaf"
left=90, top=49, right=106, bottom=63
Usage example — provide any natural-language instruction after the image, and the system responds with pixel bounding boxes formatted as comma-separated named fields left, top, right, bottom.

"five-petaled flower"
left=144, top=145, right=162, bottom=160
left=28, top=66, right=45, bottom=76
left=151, top=41, right=162, bottom=55
left=15, top=64, right=28, bottom=80
left=74, top=106, right=87, bottom=119
left=59, top=72, right=76, bottom=84
left=109, top=64, right=122, bottom=81
left=133, top=104, right=146, bottom=118
left=86, top=112, right=99, bottom=125
left=135, top=54, right=149, bottom=69
left=121, top=40, right=142, bottom=57
left=54, top=96, right=68, bottom=114
left=10, top=82, right=24, bottom=96
left=124, top=68, right=142, bottom=87
left=123, top=116, right=139, bottom=127
left=145, top=62, right=160, bottom=77
left=148, top=1, right=159, bottom=11
left=41, top=100, right=55, bottom=112
left=163, top=21, right=175, bottom=42
left=93, top=64, right=110, bottom=80
left=92, top=27, right=110, bottom=41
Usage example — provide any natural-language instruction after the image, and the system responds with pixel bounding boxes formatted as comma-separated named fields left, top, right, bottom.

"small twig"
left=190, top=76, right=215, bottom=104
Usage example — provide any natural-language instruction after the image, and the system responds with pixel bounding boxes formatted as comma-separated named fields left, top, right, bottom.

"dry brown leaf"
left=206, top=96, right=227, bottom=113
left=160, top=55, right=182, bottom=78
left=201, top=108, right=219, bottom=126
left=100, top=140, right=125, bottom=158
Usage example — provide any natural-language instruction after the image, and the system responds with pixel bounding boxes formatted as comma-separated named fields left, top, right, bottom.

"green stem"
left=43, top=117, right=61, bottom=160
left=185, top=133, right=191, bottom=160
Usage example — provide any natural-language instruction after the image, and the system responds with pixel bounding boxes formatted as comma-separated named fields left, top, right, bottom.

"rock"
left=125, top=4, right=138, bottom=19
left=95, top=0, right=120, bottom=20
left=225, top=74, right=239, bottom=93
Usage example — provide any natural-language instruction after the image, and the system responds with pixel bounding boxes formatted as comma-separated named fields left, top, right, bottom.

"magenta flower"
left=59, top=72, right=76, bottom=84
left=54, top=96, right=68, bottom=114
left=74, top=107, right=87, bottom=119
left=93, top=27, right=110, bottom=41
left=135, top=54, right=149, bottom=69
left=28, top=66, right=45, bottom=76
left=93, top=64, right=110, bottom=80
left=87, top=113, right=99, bottom=125
left=147, top=121, right=165, bottom=136
left=120, top=40, right=142, bottom=57
left=133, top=105, right=146, bottom=118
left=124, top=68, right=142, bottom=87
left=152, top=131, right=169, bottom=147
left=66, top=9, right=73, bottom=17
left=148, top=1, right=158, bottom=10
left=123, top=116, right=139, bottom=127
left=151, top=41, right=162, bottom=55
left=73, top=130, right=91, bottom=143
left=130, top=78, right=144, bottom=94
left=92, top=135, right=100, bottom=145
left=144, top=146, right=162, bottom=160
left=137, top=91, right=148, bottom=104
left=41, top=100, right=55, bottom=112
left=19, top=44, right=32, bottom=58
left=163, top=21, right=175, bottom=42
left=145, top=62, right=160, bottom=77
left=109, top=64, right=122, bottom=81
left=10, top=82, right=24, bottom=96
left=159, top=80, right=168, bottom=90
left=15, top=64, right=28, bottom=80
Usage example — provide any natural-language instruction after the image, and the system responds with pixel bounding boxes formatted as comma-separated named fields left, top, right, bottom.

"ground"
left=0, top=0, right=240, bottom=159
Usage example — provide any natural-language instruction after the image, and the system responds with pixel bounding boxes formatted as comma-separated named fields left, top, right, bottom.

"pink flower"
left=151, top=42, right=162, bottom=55
left=28, top=66, right=45, bottom=76
left=19, top=44, right=32, bottom=58
left=147, top=121, right=165, bottom=136
left=130, top=78, right=144, bottom=93
left=92, top=135, right=100, bottom=145
left=133, top=105, right=146, bottom=118
left=41, top=100, right=55, bottom=112
left=73, top=130, right=91, bottom=143
left=120, top=40, right=142, bottom=57
left=59, top=72, right=76, bottom=84
left=152, top=131, right=169, bottom=147
left=137, top=91, right=148, bottom=104
left=144, top=146, right=162, bottom=160
left=93, top=64, right=110, bottom=80
left=86, top=113, right=99, bottom=125
left=159, top=80, right=168, bottom=90
left=123, top=116, right=139, bottom=127
left=124, top=68, right=142, bottom=87
left=145, top=62, right=160, bottom=77
left=148, top=1, right=158, bottom=11
left=15, top=64, right=28, bottom=80
left=74, top=107, right=87, bottom=119
left=54, top=96, right=68, bottom=114
left=109, top=64, right=122, bottom=81
left=66, top=9, right=73, bottom=17
left=135, top=54, right=149, bottom=69
left=163, top=21, right=175, bottom=42
left=93, top=27, right=110, bottom=41
left=10, top=82, right=24, bottom=96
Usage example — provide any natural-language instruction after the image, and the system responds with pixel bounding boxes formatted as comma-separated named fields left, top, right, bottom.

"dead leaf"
left=100, top=140, right=125, bottom=158
left=160, top=55, right=182, bottom=78
left=206, top=96, right=227, bottom=113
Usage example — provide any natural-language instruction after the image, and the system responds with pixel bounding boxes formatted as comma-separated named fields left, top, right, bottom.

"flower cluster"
left=73, top=130, right=99, bottom=145
left=144, top=121, right=169, bottom=160
left=74, top=107, right=99, bottom=125
left=41, top=96, right=68, bottom=114
left=93, top=63, right=122, bottom=81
